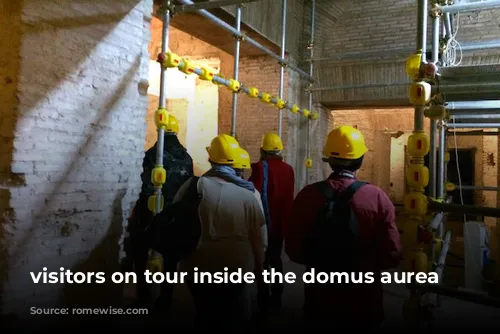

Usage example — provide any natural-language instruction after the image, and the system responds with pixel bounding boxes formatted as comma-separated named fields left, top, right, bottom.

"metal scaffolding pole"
left=429, top=14, right=440, bottom=199
left=457, top=185, right=500, bottom=192
left=174, top=0, right=261, bottom=12
left=450, top=113, right=500, bottom=120
left=278, top=0, right=287, bottom=137
left=435, top=231, right=451, bottom=282
left=436, top=82, right=500, bottom=94
left=438, top=0, right=500, bottom=14
left=155, top=7, right=171, bottom=214
left=447, top=101, right=500, bottom=110
left=305, top=0, right=315, bottom=183
left=447, top=123, right=500, bottom=129
left=428, top=201, right=500, bottom=218
left=444, top=13, right=452, bottom=39
left=308, top=82, right=409, bottom=92
left=447, top=130, right=499, bottom=136
left=305, top=39, right=500, bottom=63
left=230, top=6, right=242, bottom=137
left=437, top=123, right=446, bottom=199
left=175, top=0, right=313, bottom=82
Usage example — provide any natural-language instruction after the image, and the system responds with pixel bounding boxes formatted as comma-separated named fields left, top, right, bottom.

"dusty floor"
left=7, top=250, right=500, bottom=332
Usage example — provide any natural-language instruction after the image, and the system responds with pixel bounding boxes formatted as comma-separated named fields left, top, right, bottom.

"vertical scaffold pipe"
left=230, top=6, right=242, bottom=138
left=305, top=0, right=315, bottom=183
left=437, top=123, right=446, bottom=199
left=429, top=14, right=440, bottom=199
left=278, top=0, right=287, bottom=138
left=155, top=7, right=171, bottom=214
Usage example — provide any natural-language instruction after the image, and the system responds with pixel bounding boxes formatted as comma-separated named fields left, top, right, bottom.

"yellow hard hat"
left=206, top=134, right=241, bottom=164
left=323, top=126, right=368, bottom=160
left=261, top=132, right=284, bottom=151
left=232, top=147, right=251, bottom=169
left=165, top=113, right=179, bottom=133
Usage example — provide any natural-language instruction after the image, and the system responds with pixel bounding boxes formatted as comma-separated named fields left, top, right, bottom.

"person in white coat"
left=173, top=134, right=267, bottom=331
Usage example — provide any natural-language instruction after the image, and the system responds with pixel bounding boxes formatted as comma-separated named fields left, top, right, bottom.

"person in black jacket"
left=126, top=113, right=193, bottom=311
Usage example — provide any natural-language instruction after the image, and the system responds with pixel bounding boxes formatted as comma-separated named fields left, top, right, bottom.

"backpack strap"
left=337, top=181, right=368, bottom=205
left=261, top=161, right=271, bottom=228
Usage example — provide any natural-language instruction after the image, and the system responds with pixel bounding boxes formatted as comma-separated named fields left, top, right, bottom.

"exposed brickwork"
left=1, top=0, right=154, bottom=315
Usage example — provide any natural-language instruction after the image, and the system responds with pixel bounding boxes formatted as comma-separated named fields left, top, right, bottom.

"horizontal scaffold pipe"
left=303, top=39, right=500, bottom=63
left=450, top=114, right=500, bottom=120
left=173, top=0, right=314, bottom=83
left=447, top=123, right=500, bottom=129
left=174, top=0, right=262, bottom=12
left=424, top=284, right=500, bottom=308
left=428, top=201, right=500, bottom=218
left=457, top=185, right=500, bottom=192
left=437, top=0, right=500, bottom=15
left=447, top=130, right=499, bottom=136
left=447, top=101, right=500, bottom=110
left=157, top=52, right=318, bottom=120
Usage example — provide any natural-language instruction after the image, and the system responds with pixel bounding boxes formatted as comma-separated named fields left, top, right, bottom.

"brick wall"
left=314, top=0, right=500, bottom=104
left=332, top=108, right=498, bottom=210
left=1, top=0, right=154, bottom=315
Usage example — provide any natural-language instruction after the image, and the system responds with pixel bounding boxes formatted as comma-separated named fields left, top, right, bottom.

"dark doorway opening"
left=424, top=148, right=476, bottom=220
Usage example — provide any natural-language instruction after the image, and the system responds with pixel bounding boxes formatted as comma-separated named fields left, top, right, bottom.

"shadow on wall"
left=0, top=1, right=22, bottom=320
left=60, top=189, right=126, bottom=310
left=10, top=54, right=142, bottom=274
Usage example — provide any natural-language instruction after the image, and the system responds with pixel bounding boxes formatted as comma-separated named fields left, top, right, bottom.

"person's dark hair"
left=260, top=148, right=282, bottom=160
left=328, top=155, right=364, bottom=172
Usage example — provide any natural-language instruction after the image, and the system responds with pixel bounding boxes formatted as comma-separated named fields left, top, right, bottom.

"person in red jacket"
left=285, top=125, right=402, bottom=330
left=249, top=132, right=295, bottom=310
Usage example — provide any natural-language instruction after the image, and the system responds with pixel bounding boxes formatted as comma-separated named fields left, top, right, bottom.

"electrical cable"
left=443, top=13, right=463, bottom=67
left=451, top=115, right=493, bottom=283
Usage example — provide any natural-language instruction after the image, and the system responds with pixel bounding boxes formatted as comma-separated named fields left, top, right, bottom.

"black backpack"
left=304, top=180, right=367, bottom=272
left=147, top=176, right=202, bottom=263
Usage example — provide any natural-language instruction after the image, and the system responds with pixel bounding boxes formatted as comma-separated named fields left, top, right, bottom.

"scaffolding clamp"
left=158, top=0, right=174, bottom=17
left=227, top=79, right=241, bottom=93
left=424, top=105, right=446, bottom=120
left=278, top=60, right=288, bottom=68
left=233, top=32, right=247, bottom=42
left=247, top=87, right=259, bottom=98
left=309, top=112, right=319, bottom=120
left=290, top=104, right=300, bottom=114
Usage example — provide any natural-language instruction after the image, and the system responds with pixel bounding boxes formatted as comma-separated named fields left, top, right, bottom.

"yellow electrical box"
left=425, top=105, right=447, bottom=120
left=405, top=51, right=422, bottom=80
left=291, top=105, right=300, bottom=114
left=406, top=164, right=429, bottom=191
left=261, top=93, right=272, bottom=103
left=445, top=182, right=455, bottom=192
left=404, top=191, right=428, bottom=216
left=274, top=98, right=286, bottom=109
left=179, top=58, right=195, bottom=74
left=147, top=195, right=164, bottom=214
left=151, top=166, right=166, bottom=187
left=408, top=81, right=432, bottom=106
left=199, top=67, right=215, bottom=81
left=309, top=112, right=319, bottom=120
left=407, top=131, right=430, bottom=157
left=305, top=158, right=313, bottom=168
left=227, top=79, right=240, bottom=92
left=405, top=250, right=428, bottom=273
left=444, top=151, right=450, bottom=163
left=155, top=108, right=169, bottom=130
left=302, top=109, right=311, bottom=117
left=247, top=87, right=259, bottom=98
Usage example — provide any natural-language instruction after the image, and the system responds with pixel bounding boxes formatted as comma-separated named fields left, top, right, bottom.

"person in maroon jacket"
left=285, top=125, right=402, bottom=330
left=249, top=132, right=295, bottom=310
